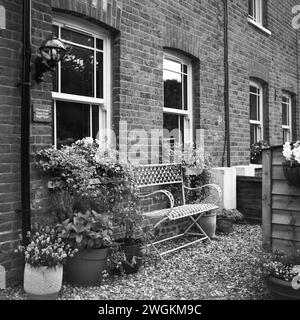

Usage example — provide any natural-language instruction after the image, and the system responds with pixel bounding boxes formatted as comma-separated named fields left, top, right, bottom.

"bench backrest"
left=134, top=163, right=183, bottom=188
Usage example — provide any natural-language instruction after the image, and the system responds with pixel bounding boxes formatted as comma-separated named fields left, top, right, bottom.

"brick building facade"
left=0, top=0, right=299, bottom=282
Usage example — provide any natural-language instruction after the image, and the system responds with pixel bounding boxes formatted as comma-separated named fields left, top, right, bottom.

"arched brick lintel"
left=51, top=0, right=122, bottom=32
left=163, top=25, right=200, bottom=60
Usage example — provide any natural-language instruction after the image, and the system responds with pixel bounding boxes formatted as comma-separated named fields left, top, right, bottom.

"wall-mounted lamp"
left=35, top=35, right=66, bottom=82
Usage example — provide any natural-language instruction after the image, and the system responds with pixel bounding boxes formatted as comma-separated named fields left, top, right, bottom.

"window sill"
left=247, top=17, right=272, bottom=36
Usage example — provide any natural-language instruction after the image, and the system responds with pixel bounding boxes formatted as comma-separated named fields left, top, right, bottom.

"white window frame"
left=282, top=93, right=292, bottom=143
left=250, top=80, right=264, bottom=144
left=163, top=51, right=193, bottom=146
left=52, top=13, right=112, bottom=148
left=248, top=0, right=263, bottom=25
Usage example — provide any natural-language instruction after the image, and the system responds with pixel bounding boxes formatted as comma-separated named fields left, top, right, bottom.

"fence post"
left=262, top=149, right=272, bottom=251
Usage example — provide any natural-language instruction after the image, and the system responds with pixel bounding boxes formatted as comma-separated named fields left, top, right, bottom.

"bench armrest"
left=183, top=183, right=222, bottom=206
left=138, top=190, right=175, bottom=211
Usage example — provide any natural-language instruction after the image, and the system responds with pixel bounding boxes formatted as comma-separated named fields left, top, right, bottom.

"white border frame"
left=163, top=50, right=193, bottom=145
left=52, top=13, right=112, bottom=147
left=282, top=92, right=292, bottom=142
left=250, top=80, right=264, bottom=143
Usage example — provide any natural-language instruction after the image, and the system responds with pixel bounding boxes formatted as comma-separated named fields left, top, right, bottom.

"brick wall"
left=0, top=0, right=299, bottom=283
left=228, top=0, right=299, bottom=165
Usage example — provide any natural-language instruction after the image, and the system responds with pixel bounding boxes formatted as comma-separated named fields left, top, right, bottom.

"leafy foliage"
left=250, top=139, right=269, bottom=164
left=56, top=210, right=114, bottom=250
left=15, top=224, right=78, bottom=268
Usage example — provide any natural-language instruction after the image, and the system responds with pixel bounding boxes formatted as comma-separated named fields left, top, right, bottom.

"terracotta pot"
left=23, top=263, right=63, bottom=300
left=65, top=248, right=108, bottom=286
left=198, top=212, right=217, bottom=239
left=282, top=163, right=300, bottom=187
left=267, top=275, right=300, bottom=300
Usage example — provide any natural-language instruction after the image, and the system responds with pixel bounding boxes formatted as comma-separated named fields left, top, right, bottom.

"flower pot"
left=23, top=263, right=63, bottom=300
left=266, top=275, right=300, bottom=300
left=282, top=163, right=300, bottom=187
left=216, top=217, right=234, bottom=234
left=183, top=166, right=203, bottom=176
left=110, top=239, right=143, bottom=276
left=65, top=248, right=108, bottom=286
left=198, top=212, right=217, bottom=239
left=121, top=243, right=143, bottom=275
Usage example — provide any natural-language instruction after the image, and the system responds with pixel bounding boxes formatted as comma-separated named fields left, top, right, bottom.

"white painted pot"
left=23, top=263, right=63, bottom=300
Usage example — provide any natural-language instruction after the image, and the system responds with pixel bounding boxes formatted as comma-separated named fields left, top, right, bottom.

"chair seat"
left=143, top=203, right=218, bottom=221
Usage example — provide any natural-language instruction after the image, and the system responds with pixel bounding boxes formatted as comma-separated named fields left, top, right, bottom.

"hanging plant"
left=282, top=141, right=300, bottom=187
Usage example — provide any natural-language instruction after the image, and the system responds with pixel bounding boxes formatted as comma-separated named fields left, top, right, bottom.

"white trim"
left=52, top=14, right=112, bottom=147
left=282, top=92, right=292, bottom=142
left=250, top=80, right=264, bottom=143
left=247, top=17, right=272, bottom=35
left=52, top=92, right=105, bottom=106
left=163, top=108, right=189, bottom=116
left=163, top=51, right=193, bottom=144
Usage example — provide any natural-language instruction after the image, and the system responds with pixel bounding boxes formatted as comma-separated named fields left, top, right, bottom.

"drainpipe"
left=21, top=0, right=32, bottom=244
left=223, top=0, right=231, bottom=167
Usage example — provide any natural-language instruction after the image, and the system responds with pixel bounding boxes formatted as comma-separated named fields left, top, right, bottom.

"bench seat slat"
left=143, top=203, right=218, bottom=221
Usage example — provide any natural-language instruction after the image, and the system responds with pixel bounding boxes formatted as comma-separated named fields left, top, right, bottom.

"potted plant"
left=216, top=209, right=244, bottom=234
left=282, top=141, right=300, bottom=187
left=108, top=197, right=152, bottom=276
left=56, top=210, right=113, bottom=286
left=262, top=250, right=300, bottom=300
left=15, top=224, right=77, bottom=300
left=250, top=140, right=269, bottom=164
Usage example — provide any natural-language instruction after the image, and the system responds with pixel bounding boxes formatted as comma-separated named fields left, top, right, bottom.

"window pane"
left=61, top=45, right=94, bottom=97
left=96, top=52, right=103, bottom=99
left=250, top=123, right=257, bottom=145
left=250, top=85, right=258, bottom=94
left=92, top=105, right=99, bottom=140
left=61, top=28, right=94, bottom=48
left=183, top=74, right=188, bottom=111
left=250, top=93, right=258, bottom=121
left=56, top=101, right=90, bottom=148
left=164, top=70, right=182, bottom=109
left=96, top=39, right=103, bottom=50
left=163, top=59, right=181, bottom=73
left=163, top=113, right=184, bottom=146
left=282, top=103, right=288, bottom=126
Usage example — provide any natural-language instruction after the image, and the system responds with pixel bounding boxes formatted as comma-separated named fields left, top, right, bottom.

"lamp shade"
left=39, top=36, right=66, bottom=69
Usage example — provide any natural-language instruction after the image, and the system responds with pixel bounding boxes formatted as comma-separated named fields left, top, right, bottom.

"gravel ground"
left=0, top=223, right=271, bottom=300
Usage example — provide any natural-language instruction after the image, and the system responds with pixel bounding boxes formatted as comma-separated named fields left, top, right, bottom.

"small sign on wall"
left=0, top=5, right=6, bottom=29
left=32, top=104, right=52, bottom=123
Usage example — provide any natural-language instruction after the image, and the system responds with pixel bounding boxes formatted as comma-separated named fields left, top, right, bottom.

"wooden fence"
left=262, top=146, right=300, bottom=255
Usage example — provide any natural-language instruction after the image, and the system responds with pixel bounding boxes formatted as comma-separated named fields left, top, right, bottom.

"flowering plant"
left=250, top=140, right=269, bottom=164
left=35, top=138, right=138, bottom=222
left=282, top=141, right=300, bottom=166
left=262, top=250, right=300, bottom=282
left=15, top=224, right=78, bottom=268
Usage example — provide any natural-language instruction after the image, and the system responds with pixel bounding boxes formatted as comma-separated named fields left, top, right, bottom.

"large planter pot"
left=198, top=212, right=216, bottom=239
left=282, top=163, right=300, bottom=187
left=65, top=248, right=108, bottom=286
left=267, top=275, right=300, bottom=300
left=23, top=263, right=63, bottom=300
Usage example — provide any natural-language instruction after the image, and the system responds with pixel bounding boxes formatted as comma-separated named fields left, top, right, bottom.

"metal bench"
left=134, top=163, right=222, bottom=261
